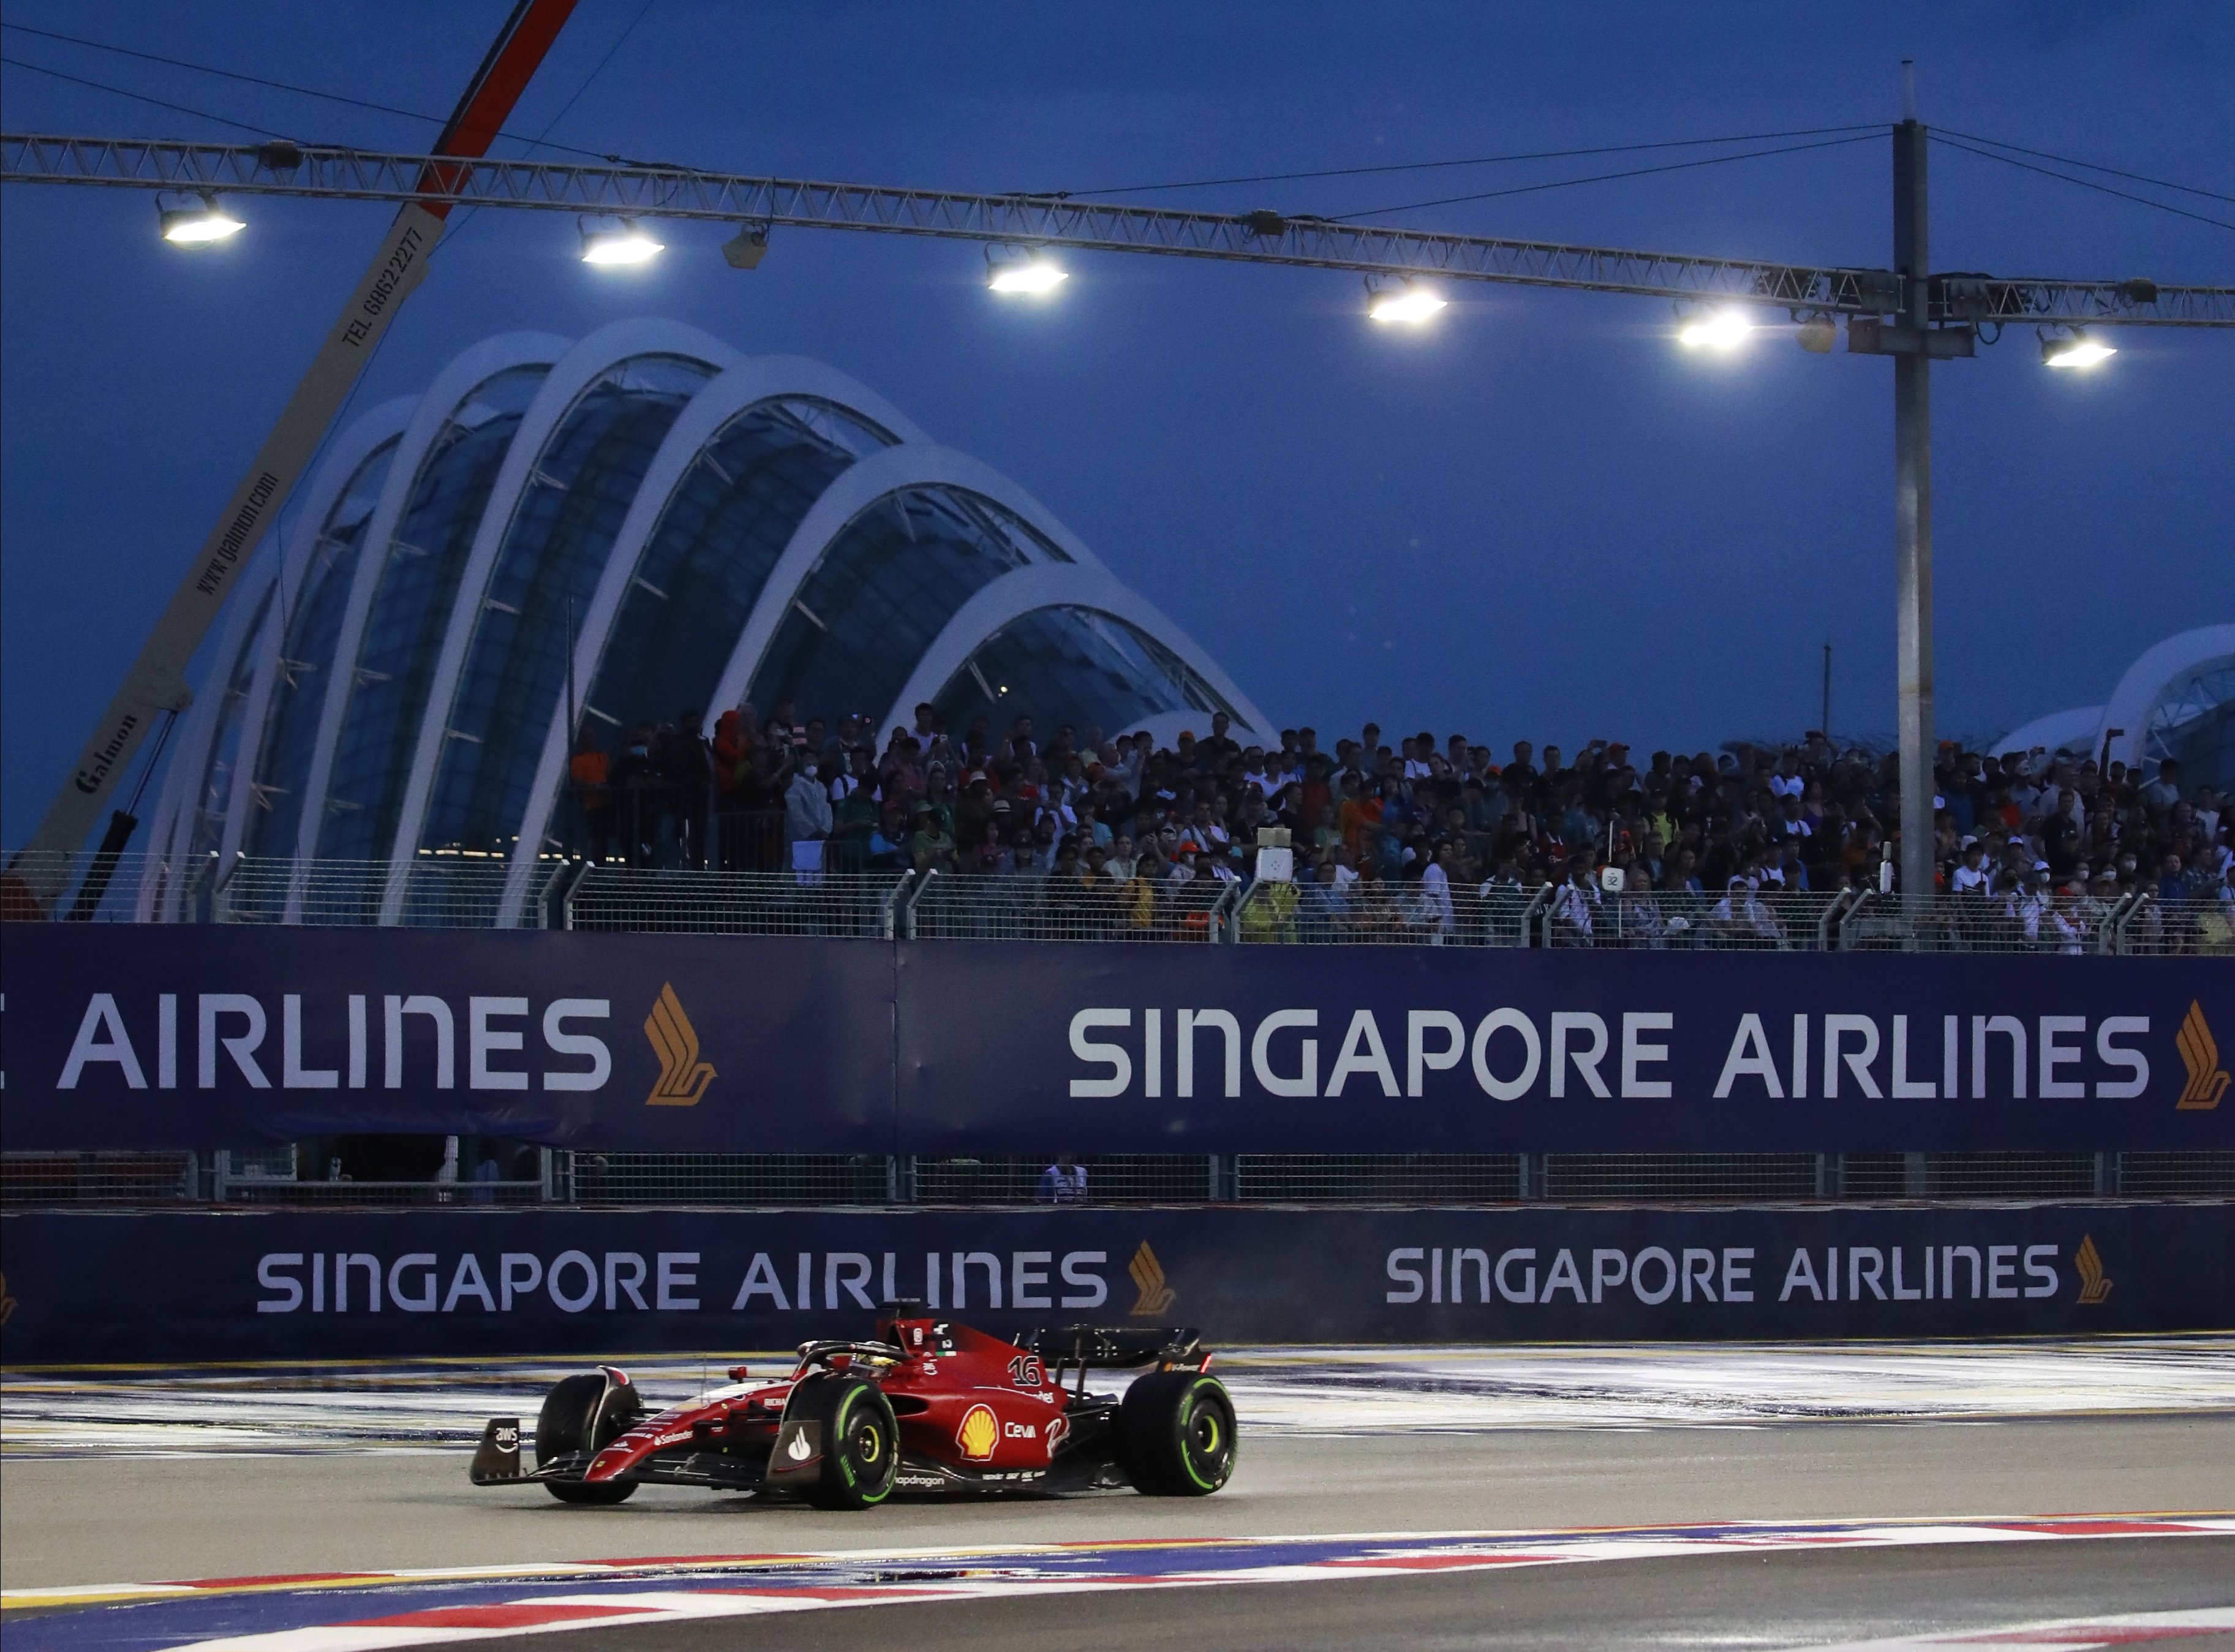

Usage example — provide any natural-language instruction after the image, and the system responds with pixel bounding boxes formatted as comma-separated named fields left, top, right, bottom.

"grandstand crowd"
left=564, top=699, right=2233, bottom=949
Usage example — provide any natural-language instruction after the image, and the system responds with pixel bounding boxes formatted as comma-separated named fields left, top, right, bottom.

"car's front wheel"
left=1118, top=1370, right=1236, bottom=1496
left=535, top=1373, right=643, bottom=1504
left=797, top=1375, right=900, bottom=1511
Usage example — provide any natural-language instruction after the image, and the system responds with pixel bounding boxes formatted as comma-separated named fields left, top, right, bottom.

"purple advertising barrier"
left=1, top=1201, right=2226, bottom=1362
left=0, top=924, right=897, bottom=1152
left=3, top=924, right=2230, bottom=1152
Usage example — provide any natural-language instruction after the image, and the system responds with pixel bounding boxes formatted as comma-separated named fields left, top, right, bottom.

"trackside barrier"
left=1, top=1201, right=2226, bottom=1362
left=6, top=924, right=2233, bottom=1153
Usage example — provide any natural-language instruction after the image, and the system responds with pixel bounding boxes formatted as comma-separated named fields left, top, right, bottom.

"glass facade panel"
left=418, top=355, right=715, bottom=854
left=239, top=437, right=400, bottom=869
left=746, top=486, right=1047, bottom=728
left=183, top=583, right=277, bottom=864
left=930, top=605, right=1233, bottom=738
left=575, top=398, right=891, bottom=762
left=319, top=366, right=549, bottom=862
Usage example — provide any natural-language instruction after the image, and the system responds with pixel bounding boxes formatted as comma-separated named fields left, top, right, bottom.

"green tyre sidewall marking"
left=1182, top=1378, right=1232, bottom=1491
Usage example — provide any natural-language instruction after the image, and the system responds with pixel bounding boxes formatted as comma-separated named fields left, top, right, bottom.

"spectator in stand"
left=569, top=733, right=612, bottom=862
left=546, top=674, right=2229, bottom=954
left=1036, top=1152, right=1088, bottom=1204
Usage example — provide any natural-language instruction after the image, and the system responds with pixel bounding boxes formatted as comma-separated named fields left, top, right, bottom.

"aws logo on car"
left=956, top=1404, right=1000, bottom=1461
left=644, top=983, right=715, bottom=1107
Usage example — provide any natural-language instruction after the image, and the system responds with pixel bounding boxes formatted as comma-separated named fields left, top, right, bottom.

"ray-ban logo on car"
left=2176, top=1001, right=2228, bottom=1111
left=644, top=983, right=715, bottom=1107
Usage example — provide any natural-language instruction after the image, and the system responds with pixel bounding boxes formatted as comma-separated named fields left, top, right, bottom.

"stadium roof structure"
left=142, top=319, right=1265, bottom=926
left=1994, top=622, right=2235, bottom=790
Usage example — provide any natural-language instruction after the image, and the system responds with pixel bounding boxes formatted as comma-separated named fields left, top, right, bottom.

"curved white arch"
left=215, top=403, right=416, bottom=889
left=379, top=319, right=741, bottom=920
left=492, top=360, right=923, bottom=924
left=291, top=333, right=571, bottom=882
left=142, top=563, right=279, bottom=919
left=138, top=399, right=415, bottom=919
left=2100, top=623, right=2235, bottom=769
left=701, top=444, right=1110, bottom=723
left=1994, top=706, right=2105, bottom=763
left=876, top=563, right=1271, bottom=744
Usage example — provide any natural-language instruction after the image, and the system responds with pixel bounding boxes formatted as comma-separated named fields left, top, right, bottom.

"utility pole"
left=1847, top=62, right=1975, bottom=906
left=1891, top=61, right=1936, bottom=911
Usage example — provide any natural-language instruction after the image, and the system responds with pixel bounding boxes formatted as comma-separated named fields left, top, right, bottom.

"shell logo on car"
left=956, top=1403, right=1000, bottom=1461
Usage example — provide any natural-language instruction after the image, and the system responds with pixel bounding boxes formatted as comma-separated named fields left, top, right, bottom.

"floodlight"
left=1678, top=309, right=1753, bottom=350
left=580, top=218, right=663, bottom=265
left=159, top=194, right=244, bottom=245
left=2041, top=327, right=2115, bottom=369
left=987, top=252, right=1068, bottom=295
left=1795, top=315, right=1838, bottom=354
left=1366, top=279, right=1447, bottom=324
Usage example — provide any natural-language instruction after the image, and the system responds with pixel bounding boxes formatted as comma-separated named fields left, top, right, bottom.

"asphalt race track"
left=4, top=1340, right=2233, bottom=1649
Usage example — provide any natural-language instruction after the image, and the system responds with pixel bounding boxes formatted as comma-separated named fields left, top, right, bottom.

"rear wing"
left=1025, top=1324, right=1207, bottom=1371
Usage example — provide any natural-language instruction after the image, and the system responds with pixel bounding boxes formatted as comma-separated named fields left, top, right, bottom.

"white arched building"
left=140, top=320, right=1267, bottom=924
left=1996, top=622, right=2235, bottom=786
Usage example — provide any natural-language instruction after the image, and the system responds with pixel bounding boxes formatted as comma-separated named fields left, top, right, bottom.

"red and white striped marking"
left=66, top=1515, right=2231, bottom=1652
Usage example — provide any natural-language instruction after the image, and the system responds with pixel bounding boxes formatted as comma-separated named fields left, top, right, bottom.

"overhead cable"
left=1333, top=132, right=1883, bottom=222
left=1935, top=127, right=2234, bottom=206
left=0, top=20, right=641, bottom=167
left=0, top=54, right=295, bottom=141
left=1052, top=124, right=1883, bottom=200
left=1931, top=135, right=2235, bottom=235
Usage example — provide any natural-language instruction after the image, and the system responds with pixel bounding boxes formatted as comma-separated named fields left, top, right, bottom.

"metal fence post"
left=2093, top=1151, right=2120, bottom=1195
left=1815, top=1153, right=1844, bottom=1198
left=1519, top=883, right=1555, bottom=948
left=2114, top=892, right=2152, bottom=956
left=878, top=871, right=914, bottom=940
left=899, top=869, right=938, bottom=939
left=2095, top=890, right=2135, bottom=955
left=1836, top=891, right=1871, bottom=951
left=1516, top=1152, right=1539, bottom=1199
left=1902, top=1152, right=1927, bottom=1196
left=888, top=1153, right=917, bottom=1204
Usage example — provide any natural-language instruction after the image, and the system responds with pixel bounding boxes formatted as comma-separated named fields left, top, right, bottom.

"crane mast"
left=6, top=0, right=580, bottom=916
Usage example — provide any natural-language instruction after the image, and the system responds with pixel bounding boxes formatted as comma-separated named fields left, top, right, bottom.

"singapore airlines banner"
left=2, top=926, right=2230, bottom=1153
left=1, top=1202, right=2228, bottom=1360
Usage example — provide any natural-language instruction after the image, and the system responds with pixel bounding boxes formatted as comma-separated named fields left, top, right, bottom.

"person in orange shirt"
left=569, top=733, right=612, bottom=862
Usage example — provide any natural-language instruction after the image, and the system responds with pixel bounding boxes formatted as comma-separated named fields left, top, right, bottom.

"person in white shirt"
left=1951, top=841, right=1989, bottom=896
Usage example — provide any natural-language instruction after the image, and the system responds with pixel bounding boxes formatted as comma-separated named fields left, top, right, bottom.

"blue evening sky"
left=2, top=1, right=2229, bottom=843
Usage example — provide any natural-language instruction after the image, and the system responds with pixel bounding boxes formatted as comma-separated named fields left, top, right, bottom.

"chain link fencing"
left=10, top=1148, right=2229, bottom=1210
left=10, top=847, right=2228, bottom=954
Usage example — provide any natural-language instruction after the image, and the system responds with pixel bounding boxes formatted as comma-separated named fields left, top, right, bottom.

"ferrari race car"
left=469, top=1305, right=1236, bottom=1509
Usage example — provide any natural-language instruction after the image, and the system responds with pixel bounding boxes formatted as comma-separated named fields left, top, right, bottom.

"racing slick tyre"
left=797, top=1375, right=901, bottom=1511
left=535, top=1374, right=644, bottom=1504
left=1118, top=1370, right=1237, bottom=1496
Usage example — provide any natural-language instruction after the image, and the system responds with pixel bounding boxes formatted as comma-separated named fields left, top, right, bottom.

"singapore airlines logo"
left=644, top=984, right=715, bottom=1107
left=2174, top=1001, right=2229, bottom=1111
left=1128, top=1242, right=1176, bottom=1318
left=2073, top=1235, right=2113, bottom=1306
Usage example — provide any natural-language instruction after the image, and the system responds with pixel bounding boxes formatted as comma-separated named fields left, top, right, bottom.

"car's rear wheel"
left=535, top=1373, right=643, bottom=1504
left=1118, top=1370, right=1236, bottom=1496
left=798, top=1375, right=900, bottom=1511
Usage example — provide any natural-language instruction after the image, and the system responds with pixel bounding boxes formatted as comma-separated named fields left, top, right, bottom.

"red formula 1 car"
left=469, top=1305, right=1237, bottom=1509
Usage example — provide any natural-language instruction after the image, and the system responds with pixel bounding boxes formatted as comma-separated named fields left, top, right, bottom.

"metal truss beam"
left=1931, top=274, right=2235, bottom=328
left=15, top=135, right=2229, bottom=324
left=3, top=132, right=1910, bottom=312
